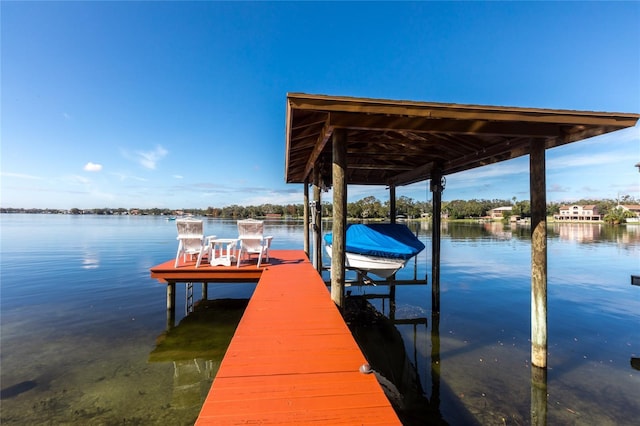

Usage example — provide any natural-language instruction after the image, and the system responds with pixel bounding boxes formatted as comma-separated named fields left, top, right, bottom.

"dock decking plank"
left=149, top=249, right=307, bottom=283
left=191, top=250, right=401, bottom=425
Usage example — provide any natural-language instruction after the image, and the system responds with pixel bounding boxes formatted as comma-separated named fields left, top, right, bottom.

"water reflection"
left=81, top=249, right=100, bottom=269
left=555, top=222, right=602, bottom=242
left=344, top=294, right=443, bottom=425
left=149, top=299, right=248, bottom=410
left=430, top=307, right=443, bottom=425
left=423, top=220, right=640, bottom=247
left=2, top=216, right=637, bottom=425
left=530, top=366, right=548, bottom=426
left=344, top=289, right=557, bottom=425
left=348, top=282, right=484, bottom=425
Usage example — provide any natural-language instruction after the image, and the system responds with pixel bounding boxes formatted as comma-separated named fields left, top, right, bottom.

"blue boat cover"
left=324, top=224, right=425, bottom=260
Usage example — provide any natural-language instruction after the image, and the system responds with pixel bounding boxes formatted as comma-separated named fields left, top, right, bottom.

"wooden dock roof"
left=285, top=93, right=639, bottom=186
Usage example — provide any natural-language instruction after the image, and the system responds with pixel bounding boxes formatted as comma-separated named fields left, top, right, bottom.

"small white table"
left=206, top=237, right=239, bottom=267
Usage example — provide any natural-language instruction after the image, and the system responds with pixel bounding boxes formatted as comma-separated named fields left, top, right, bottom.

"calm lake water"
left=1, top=214, right=638, bottom=425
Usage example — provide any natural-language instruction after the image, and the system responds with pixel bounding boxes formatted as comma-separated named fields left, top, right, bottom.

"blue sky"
left=2, top=1, right=639, bottom=209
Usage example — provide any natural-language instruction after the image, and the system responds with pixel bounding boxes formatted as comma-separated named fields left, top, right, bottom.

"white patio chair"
left=236, top=219, right=273, bottom=268
left=174, top=219, right=210, bottom=268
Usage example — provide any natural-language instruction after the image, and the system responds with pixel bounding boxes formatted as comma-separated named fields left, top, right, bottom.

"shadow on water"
left=0, top=381, right=38, bottom=400
left=148, top=298, right=248, bottom=410
left=344, top=295, right=480, bottom=425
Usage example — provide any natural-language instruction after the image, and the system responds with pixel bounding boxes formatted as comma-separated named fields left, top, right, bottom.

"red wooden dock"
left=151, top=250, right=401, bottom=425
left=150, top=253, right=268, bottom=283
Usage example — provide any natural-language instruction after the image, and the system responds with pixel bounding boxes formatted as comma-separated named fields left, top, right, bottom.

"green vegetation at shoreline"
left=2, top=194, right=637, bottom=223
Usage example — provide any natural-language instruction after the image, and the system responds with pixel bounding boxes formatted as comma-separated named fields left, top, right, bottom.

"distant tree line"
left=443, top=195, right=638, bottom=220
left=1, top=194, right=637, bottom=220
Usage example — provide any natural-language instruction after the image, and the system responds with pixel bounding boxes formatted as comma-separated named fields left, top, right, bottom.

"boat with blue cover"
left=324, top=223, right=425, bottom=278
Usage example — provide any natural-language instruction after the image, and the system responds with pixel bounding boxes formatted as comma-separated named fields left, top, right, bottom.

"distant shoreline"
left=4, top=211, right=639, bottom=226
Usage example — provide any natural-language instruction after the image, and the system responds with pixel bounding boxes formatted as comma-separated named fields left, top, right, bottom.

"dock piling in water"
left=530, top=140, right=548, bottom=369
left=331, top=129, right=347, bottom=309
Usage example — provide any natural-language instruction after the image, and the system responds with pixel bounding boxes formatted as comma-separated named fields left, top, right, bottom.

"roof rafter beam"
left=291, top=118, right=329, bottom=131
left=347, top=162, right=415, bottom=171
left=290, top=130, right=322, bottom=143
left=302, top=116, right=335, bottom=182
left=552, top=125, right=633, bottom=148
left=327, top=112, right=564, bottom=139
left=288, top=93, right=639, bottom=126
left=388, top=161, right=437, bottom=186
left=443, top=138, right=533, bottom=175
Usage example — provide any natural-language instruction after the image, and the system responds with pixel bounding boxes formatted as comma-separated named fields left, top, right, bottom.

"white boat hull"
left=325, top=245, right=408, bottom=279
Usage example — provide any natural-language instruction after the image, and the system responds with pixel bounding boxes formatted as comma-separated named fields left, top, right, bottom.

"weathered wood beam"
left=348, top=163, right=414, bottom=171
left=430, top=170, right=444, bottom=314
left=389, top=185, right=396, bottom=224
left=552, top=125, right=636, bottom=147
left=288, top=93, right=640, bottom=127
left=166, top=283, right=176, bottom=330
left=331, top=129, right=347, bottom=309
left=302, top=118, right=334, bottom=183
left=291, top=117, right=329, bottom=131
left=303, top=177, right=309, bottom=260
left=530, top=139, right=548, bottom=369
left=326, top=111, right=569, bottom=139
left=346, top=135, right=463, bottom=155
left=313, top=167, right=322, bottom=273
left=442, top=138, right=533, bottom=176
left=424, top=132, right=489, bottom=153
left=289, top=122, right=324, bottom=141
left=388, top=161, right=436, bottom=186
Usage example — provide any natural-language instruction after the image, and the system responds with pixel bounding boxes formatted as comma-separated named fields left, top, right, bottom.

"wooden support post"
left=530, top=140, right=548, bottom=369
left=430, top=171, right=443, bottom=313
left=167, top=282, right=176, bottom=312
left=202, top=282, right=208, bottom=301
left=389, top=185, right=396, bottom=224
left=530, top=365, right=548, bottom=426
left=313, top=167, right=323, bottom=273
left=331, top=129, right=347, bottom=309
left=303, top=177, right=310, bottom=260
left=166, top=282, right=176, bottom=330
left=430, top=305, right=441, bottom=411
left=389, top=285, right=396, bottom=321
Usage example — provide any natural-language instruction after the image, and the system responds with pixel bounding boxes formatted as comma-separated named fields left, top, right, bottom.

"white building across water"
left=554, top=205, right=601, bottom=221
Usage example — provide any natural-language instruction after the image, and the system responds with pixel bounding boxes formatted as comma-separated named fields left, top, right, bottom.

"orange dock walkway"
left=162, top=250, right=401, bottom=425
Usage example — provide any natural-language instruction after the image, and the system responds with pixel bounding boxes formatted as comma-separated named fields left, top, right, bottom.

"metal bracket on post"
left=309, top=201, right=320, bottom=226
left=430, top=176, right=446, bottom=193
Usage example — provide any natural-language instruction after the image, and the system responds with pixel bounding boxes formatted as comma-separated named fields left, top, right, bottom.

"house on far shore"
left=554, top=205, right=601, bottom=221
left=488, top=206, right=512, bottom=219
left=619, top=204, right=640, bottom=223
